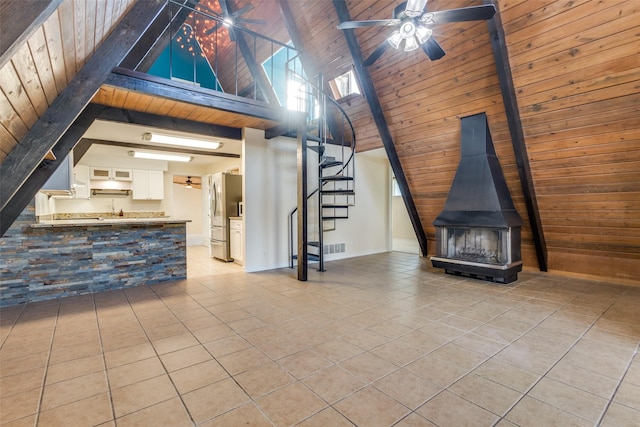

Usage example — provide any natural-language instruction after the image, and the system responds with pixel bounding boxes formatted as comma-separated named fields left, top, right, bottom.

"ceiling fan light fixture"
left=404, top=36, right=420, bottom=52
left=415, top=26, right=433, bottom=44
left=399, top=21, right=416, bottom=38
left=419, top=12, right=434, bottom=25
left=387, top=30, right=403, bottom=49
left=185, top=176, right=193, bottom=189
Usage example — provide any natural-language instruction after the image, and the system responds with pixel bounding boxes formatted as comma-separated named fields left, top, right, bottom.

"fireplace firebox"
left=431, top=113, right=522, bottom=284
left=432, top=226, right=521, bottom=283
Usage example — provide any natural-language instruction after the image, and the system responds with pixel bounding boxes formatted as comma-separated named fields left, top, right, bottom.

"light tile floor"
left=1, top=247, right=639, bottom=426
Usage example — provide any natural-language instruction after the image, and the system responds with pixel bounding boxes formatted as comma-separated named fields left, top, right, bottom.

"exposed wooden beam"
left=0, top=0, right=62, bottom=69
left=104, top=67, right=289, bottom=123
left=221, top=0, right=280, bottom=106
left=333, top=0, right=429, bottom=257
left=120, top=0, right=198, bottom=72
left=96, top=106, right=242, bottom=140
left=278, top=0, right=312, bottom=74
left=485, top=0, right=548, bottom=271
left=73, top=139, right=93, bottom=165
left=87, top=139, right=240, bottom=158
left=1, top=104, right=105, bottom=236
left=0, top=0, right=167, bottom=226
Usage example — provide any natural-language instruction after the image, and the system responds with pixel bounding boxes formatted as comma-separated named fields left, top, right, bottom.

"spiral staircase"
left=285, top=75, right=356, bottom=279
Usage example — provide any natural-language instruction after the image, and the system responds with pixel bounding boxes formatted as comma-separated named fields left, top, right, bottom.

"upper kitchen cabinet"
left=73, top=165, right=91, bottom=199
left=132, top=170, right=164, bottom=200
left=90, top=167, right=133, bottom=181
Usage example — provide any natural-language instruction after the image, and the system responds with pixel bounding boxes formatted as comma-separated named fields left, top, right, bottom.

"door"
left=211, top=173, right=224, bottom=227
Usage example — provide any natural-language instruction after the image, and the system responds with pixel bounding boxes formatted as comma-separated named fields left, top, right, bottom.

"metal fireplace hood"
left=434, top=113, right=522, bottom=228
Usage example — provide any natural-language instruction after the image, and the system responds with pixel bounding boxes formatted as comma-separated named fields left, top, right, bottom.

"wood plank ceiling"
left=1, top=0, right=639, bottom=283
left=0, top=0, right=136, bottom=161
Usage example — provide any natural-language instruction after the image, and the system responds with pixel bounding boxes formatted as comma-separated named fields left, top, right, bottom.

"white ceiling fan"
left=337, top=0, right=496, bottom=66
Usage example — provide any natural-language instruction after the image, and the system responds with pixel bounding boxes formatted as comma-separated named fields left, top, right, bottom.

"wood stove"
left=431, top=113, right=522, bottom=284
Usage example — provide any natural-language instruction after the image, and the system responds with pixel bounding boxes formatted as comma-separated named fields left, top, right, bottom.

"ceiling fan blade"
left=429, top=5, right=496, bottom=24
left=231, top=4, right=254, bottom=18
left=337, top=19, right=401, bottom=30
left=405, top=0, right=428, bottom=15
left=363, top=42, right=391, bottom=67
left=422, top=37, right=446, bottom=60
left=237, top=18, right=266, bottom=25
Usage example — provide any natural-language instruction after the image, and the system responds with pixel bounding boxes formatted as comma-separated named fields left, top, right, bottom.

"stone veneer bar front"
left=0, top=202, right=188, bottom=306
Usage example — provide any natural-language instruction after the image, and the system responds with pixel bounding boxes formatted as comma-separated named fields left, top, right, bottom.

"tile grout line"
left=121, top=286, right=199, bottom=426
left=95, top=293, right=122, bottom=426
left=32, top=299, right=61, bottom=427
left=494, top=295, right=621, bottom=426
left=594, top=340, right=640, bottom=426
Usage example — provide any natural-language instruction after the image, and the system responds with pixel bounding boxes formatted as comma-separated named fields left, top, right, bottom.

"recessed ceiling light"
left=142, top=132, right=222, bottom=150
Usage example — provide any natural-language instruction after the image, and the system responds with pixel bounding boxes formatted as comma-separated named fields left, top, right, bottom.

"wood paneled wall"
left=0, top=0, right=135, bottom=162
left=502, top=0, right=640, bottom=282
left=289, top=0, right=639, bottom=282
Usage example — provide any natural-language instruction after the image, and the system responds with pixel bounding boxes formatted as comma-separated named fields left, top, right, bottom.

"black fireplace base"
left=431, top=258, right=522, bottom=284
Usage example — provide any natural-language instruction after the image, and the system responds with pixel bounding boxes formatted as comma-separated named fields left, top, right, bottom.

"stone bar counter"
left=0, top=203, right=188, bottom=306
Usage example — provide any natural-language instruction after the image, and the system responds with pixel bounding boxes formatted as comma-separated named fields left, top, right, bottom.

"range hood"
left=40, top=152, right=74, bottom=197
left=433, top=113, right=522, bottom=228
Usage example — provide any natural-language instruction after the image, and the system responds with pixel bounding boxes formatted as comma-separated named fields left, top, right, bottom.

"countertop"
left=229, top=216, right=243, bottom=220
left=32, top=218, right=190, bottom=228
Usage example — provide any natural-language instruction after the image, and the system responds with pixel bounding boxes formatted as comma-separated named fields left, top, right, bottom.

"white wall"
left=172, top=183, right=203, bottom=245
left=242, top=128, right=298, bottom=272
left=321, top=149, right=391, bottom=261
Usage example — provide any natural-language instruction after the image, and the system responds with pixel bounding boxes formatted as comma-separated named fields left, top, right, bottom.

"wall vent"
left=323, top=243, right=346, bottom=254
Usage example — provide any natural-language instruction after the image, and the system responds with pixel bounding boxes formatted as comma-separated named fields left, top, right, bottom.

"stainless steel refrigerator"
left=208, top=172, right=242, bottom=261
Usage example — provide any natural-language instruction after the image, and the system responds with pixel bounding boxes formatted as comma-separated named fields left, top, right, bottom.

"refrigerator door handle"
left=212, top=181, right=218, bottom=218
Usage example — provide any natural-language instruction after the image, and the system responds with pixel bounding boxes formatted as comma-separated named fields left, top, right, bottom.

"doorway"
left=391, top=175, right=420, bottom=254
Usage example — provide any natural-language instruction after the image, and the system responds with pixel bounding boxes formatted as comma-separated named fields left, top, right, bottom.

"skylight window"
left=329, top=69, right=361, bottom=100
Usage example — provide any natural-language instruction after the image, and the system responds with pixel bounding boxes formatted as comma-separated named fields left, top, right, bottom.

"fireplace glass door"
left=437, top=227, right=512, bottom=266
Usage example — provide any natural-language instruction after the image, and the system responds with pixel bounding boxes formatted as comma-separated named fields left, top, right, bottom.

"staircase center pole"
left=317, top=74, right=326, bottom=272
left=297, top=116, right=308, bottom=281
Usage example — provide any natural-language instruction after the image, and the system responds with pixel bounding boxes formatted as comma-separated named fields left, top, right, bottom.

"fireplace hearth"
left=431, top=113, right=522, bottom=284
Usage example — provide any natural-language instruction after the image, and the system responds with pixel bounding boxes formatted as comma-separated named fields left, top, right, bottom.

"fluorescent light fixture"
left=129, top=151, right=192, bottom=162
left=142, top=133, right=223, bottom=150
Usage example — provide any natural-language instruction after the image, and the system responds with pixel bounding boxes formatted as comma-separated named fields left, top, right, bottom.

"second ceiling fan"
left=337, top=0, right=496, bottom=66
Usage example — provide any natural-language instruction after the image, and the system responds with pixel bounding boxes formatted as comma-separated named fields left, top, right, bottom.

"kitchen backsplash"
left=49, top=211, right=167, bottom=220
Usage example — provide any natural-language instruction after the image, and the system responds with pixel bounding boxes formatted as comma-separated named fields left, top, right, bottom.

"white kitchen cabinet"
left=90, top=167, right=132, bottom=181
left=230, top=219, right=243, bottom=264
left=73, top=164, right=90, bottom=199
left=132, top=169, right=164, bottom=200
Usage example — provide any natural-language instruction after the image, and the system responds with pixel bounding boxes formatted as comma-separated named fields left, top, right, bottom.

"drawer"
left=230, top=220, right=243, bottom=230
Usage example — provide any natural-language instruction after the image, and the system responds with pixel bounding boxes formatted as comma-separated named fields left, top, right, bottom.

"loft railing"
left=147, top=0, right=302, bottom=106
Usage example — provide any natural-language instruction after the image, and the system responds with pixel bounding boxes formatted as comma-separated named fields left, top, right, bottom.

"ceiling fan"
left=174, top=175, right=201, bottom=189
left=337, top=0, right=496, bottom=66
